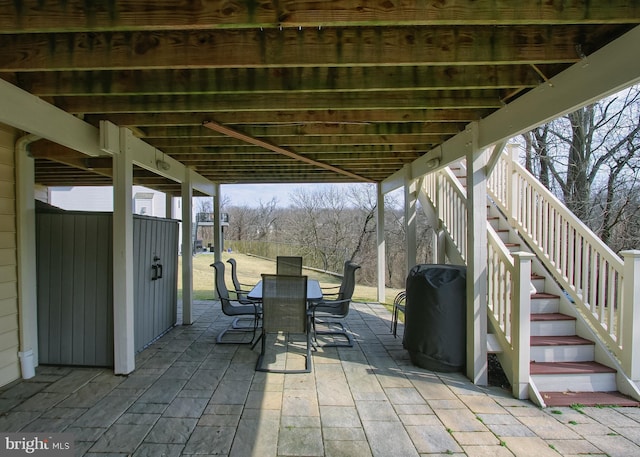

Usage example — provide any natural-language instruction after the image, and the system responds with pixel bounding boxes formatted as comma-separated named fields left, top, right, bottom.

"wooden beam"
left=16, top=65, right=544, bottom=96
left=0, top=26, right=606, bottom=71
left=56, top=91, right=504, bottom=114
left=85, top=109, right=484, bottom=126
left=2, top=1, right=638, bottom=32
left=203, top=121, right=373, bottom=183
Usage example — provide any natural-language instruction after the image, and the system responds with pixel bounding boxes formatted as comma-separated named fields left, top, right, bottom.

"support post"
left=512, top=252, right=534, bottom=399
left=376, top=183, right=386, bottom=303
left=165, top=193, right=174, bottom=219
left=465, top=123, right=488, bottom=385
left=507, top=144, right=519, bottom=227
left=213, top=184, right=222, bottom=263
left=621, top=250, right=640, bottom=382
left=181, top=170, right=194, bottom=325
left=112, top=128, right=136, bottom=375
left=404, top=168, right=417, bottom=276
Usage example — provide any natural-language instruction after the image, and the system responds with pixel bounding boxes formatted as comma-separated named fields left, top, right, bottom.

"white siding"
left=0, top=123, right=20, bottom=386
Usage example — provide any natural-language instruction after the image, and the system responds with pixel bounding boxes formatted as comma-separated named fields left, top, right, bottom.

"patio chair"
left=390, top=290, right=406, bottom=338
left=226, top=258, right=256, bottom=302
left=276, top=256, right=303, bottom=275
left=309, top=261, right=360, bottom=347
left=255, top=274, right=312, bottom=373
left=211, top=261, right=261, bottom=344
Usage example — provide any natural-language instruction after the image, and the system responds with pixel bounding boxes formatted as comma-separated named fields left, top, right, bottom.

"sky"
left=220, top=182, right=364, bottom=207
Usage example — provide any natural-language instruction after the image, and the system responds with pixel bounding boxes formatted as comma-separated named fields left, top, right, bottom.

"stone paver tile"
left=43, top=369, right=101, bottom=393
left=210, top=379, right=252, bottom=405
left=398, top=414, right=441, bottom=426
left=325, top=440, right=373, bottom=457
left=198, top=413, right=241, bottom=427
left=163, top=397, right=208, bottom=418
left=463, top=445, right=515, bottom=457
left=116, top=412, right=160, bottom=425
left=132, top=443, right=184, bottom=457
left=71, top=395, right=136, bottom=428
left=282, top=415, right=321, bottom=428
left=127, top=402, right=168, bottom=414
left=12, top=392, right=68, bottom=412
left=547, top=439, right=603, bottom=455
left=204, top=403, right=244, bottom=416
left=405, top=424, right=463, bottom=454
left=245, top=390, right=282, bottom=410
left=458, top=395, right=507, bottom=414
left=585, top=434, right=640, bottom=457
left=64, top=426, right=106, bottom=442
left=323, top=427, right=367, bottom=441
left=411, top=378, right=457, bottom=400
left=39, top=407, right=86, bottom=420
left=566, top=422, right=613, bottom=436
left=283, top=371, right=316, bottom=391
left=477, top=413, right=521, bottom=425
left=612, top=426, right=640, bottom=445
left=89, top=424, right=153, bottom=453
left=435, top=409, right=487, bottom=432
left=452, top=431, right=500, bottom=446
left=428, top=399, right=466, bottom=409
left=182, top=369, right=225, bottom=392
left=282, top=389, right=320, bottom=417
left=320, top=405, right=361, bottom=428
left=144, top=417, right=198, bottom=444
left=392, top=403, right=433, bottom=415
left=383, top=387, right=426, bottom=405
left=355, top=400, right=398, bottom=422
left=504, top=406, right=547, bottom=418
left=20, top=417, right=73, bottom=432
left=278, top=426, right=324, bottom=456
left=159, top=362, right=200, bottom=380
left=583, top=407, right=640, bottom=427
left=502, top=436, right=565, bottom=457
left=518, top=415, right=581, bottom=439
left=361, top=420, right=419, bottom=457
left=182, top=425, right=235, bottom=455
left=229, top=418, right=279, bottom=457
left=315, top=368, right=353, bottom=406
left=137, top=377, right=187, bottom=404
left=485, top=424, right=536, bottom=437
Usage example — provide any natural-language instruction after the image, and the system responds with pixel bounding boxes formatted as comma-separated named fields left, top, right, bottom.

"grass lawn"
left=178, top=251, right=402, bottom=305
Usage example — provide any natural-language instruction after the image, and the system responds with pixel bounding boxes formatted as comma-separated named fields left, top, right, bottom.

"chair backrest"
left=261, top=274, right=307, bottom=333
left=211, top=261, right=233, bottom=313
left=276, top=256, right=303, bottom=275
left=226, top=258, right=244, bottom=295
left=338, top=261, right=361, bottom=300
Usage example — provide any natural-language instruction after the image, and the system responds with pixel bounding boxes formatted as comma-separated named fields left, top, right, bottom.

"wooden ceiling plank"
left=1, top=26, right=614, bottom=72
left=3, top=1, right=638, bottom=32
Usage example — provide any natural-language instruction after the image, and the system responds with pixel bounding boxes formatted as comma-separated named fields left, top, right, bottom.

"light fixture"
left=156, top=159, right=170, bottom=171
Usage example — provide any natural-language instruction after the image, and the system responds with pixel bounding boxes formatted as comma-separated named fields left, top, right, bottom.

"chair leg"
left=217, top=314, right=260, bottom=344
left=312, top=319, right=353, bottom=347
left=255, top=330, right=312, bottom=373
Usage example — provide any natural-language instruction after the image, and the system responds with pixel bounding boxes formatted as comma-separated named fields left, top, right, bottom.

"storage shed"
left=36, top=203, right=179, bottom=367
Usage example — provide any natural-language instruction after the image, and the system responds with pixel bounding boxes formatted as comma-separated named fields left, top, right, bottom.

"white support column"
left=15, top=134, right=39, bottom=377
left=376, top=183, right=386, bottom=303
left=404, top=169, right=417, bottom=275
left=181, top=170, right=194, bottom=325
left=213, top=184, right=222, bottom=263
left=112, top=128, right=136, bottom=375
left=512, top=252, right=534, bottom=399
left=165, top=193, right=174, bottom=219
left=465, top=123, right=488, bottom=385
left=507, top=144, right=519, bottom=227
left=621, top=250, right=640, bottom=382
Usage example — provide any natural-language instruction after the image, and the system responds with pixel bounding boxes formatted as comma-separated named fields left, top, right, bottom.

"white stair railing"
left=487, top=145, right=640, bottom=380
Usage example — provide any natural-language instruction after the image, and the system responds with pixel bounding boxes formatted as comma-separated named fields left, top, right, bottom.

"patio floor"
left=1, top=301, right=640, bottom=457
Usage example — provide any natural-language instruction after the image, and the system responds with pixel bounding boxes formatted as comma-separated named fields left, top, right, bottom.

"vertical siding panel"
left=94, top=214, right=111, bottom=366
left=83, top=215, right=98, bottom=366
left=72, top=215, right=86, bottom=365
left=133, top=217, right=144, bottom=351
left=36, top=214, right=50, bottom=363
left=49, top=215, right=63, bottom=364
left=59, top=215, right=75, bottom=363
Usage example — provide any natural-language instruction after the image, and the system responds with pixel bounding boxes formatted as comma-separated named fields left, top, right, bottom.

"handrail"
left=487, top=146, right=626, bottom=364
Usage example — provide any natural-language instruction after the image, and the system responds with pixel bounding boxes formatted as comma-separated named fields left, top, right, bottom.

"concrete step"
left=530, top=335, right=595, bottom=362
left=539, top=390, right=640, bottom=407
left=531, top=313, right=576, bottom=336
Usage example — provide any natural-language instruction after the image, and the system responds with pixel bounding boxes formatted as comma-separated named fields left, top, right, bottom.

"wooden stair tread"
left=531, top=292, right=560, bottom=299
left=531, top=274, right=544, bottom=279
left=531, top=335, right=594, bottom=346
left=530, top=313, right=575, bottom=321
left=540, top=391, right=640, bottom=407
left=530, top=361, right=615, bottom=375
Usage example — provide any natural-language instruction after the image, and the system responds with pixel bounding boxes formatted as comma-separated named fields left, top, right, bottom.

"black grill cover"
left=403, top=264, right=467, bottom=372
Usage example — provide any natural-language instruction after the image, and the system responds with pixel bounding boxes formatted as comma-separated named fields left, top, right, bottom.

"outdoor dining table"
left=247, top=278, right=323, bottom=302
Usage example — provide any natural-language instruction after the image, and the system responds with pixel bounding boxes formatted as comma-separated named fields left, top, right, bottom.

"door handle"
left=157, top=263, right=163, bottom=279
left=151, top=264, right=158, bottom=281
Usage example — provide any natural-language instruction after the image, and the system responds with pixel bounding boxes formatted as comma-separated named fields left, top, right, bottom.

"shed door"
left=133, top=216, right=179, bottom=351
